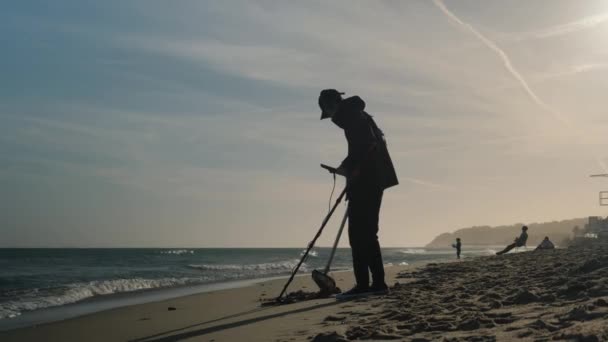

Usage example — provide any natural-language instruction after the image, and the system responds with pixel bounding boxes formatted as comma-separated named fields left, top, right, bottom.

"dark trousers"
left=347, top=187, right=385, bottom=288
left=496, top=243, right=518, bottom=255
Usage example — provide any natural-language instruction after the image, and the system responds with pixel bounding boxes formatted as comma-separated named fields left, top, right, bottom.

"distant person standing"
left=535, top=236, right=555, bottom=250
left=496, top=226, right=528, bottom=255
left=318, top=89, right=398, bottom=298
left=452, top=238, right=462, bottom=259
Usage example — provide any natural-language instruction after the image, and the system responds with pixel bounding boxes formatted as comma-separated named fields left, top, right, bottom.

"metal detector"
left=275, top=164, right=346, bottom=302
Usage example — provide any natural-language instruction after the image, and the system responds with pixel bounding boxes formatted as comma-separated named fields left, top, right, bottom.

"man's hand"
left=320, top=164, right=338, bottom=174
left=320, top=164, right=354, bottom=178
left=334, top=166, right=347, bottom=177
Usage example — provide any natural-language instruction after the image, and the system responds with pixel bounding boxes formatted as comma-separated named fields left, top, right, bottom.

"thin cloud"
left=401, top=177, right=451, bottom=190
left=511, top=12, right=608, bottom=41
left=535, top=63, right=608, bottom=81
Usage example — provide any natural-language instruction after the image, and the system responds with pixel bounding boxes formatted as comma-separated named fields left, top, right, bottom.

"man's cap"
left=318, top=89, right=344, bottom=120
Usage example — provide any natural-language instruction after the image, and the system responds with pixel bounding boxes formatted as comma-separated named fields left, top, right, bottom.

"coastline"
left=0, top=274, right=291, bottom=332
left=1, top=247, right=470, bottom=325
left=4, top=246, right=606, bottom=341
left=0, top=263, right=415, bottom=342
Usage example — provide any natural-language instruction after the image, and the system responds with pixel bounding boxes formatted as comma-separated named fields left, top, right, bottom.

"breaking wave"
left=160, top=250, right=194, bottom=255
left=399, top=248, right=501, bottom=256
left=384, top=261, right=409, bottom=267
left=301, top=249, right=318, bottom=257
left=399, top=249, right=430, bottom=254
left=187, top=259, right=307, bottom=273
left=0, top=277, right=205, bottom=320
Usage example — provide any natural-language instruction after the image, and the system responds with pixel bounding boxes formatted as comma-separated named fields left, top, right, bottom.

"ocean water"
left=0, top=247, right=499, bottom=325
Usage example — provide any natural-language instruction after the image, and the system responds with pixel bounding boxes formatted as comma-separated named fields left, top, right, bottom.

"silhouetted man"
left=496, top=226, right=528, bottom=255
left=318, top=89, right=398, bottom=298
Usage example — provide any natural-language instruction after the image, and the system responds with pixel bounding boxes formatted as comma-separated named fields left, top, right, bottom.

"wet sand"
left=0, top=265, right=411, bottom=342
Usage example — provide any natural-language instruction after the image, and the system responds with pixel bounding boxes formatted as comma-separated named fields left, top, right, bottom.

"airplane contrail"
left=432, top=0, right=607, bottom=173
left=432, top=0, right=566, bottom=122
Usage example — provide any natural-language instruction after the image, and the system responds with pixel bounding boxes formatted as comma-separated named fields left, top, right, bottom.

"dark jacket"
left=331, top=96, right=398, bottom=191
left=516, top=231, right=528, bottom=247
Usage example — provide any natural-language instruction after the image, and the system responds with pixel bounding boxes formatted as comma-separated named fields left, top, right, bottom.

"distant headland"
left=426, top=218, right=587, bottom=248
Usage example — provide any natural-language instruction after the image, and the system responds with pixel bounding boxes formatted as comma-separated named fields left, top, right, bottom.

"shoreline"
left=4, top=246, right=606, bottom=341
left=0, top=274, right=291, bottom=332
left=2, top=246, right=475, bottom=327
left=0, top=259, right=443, bottom=333
left=0, top=264, right=417, bottom=341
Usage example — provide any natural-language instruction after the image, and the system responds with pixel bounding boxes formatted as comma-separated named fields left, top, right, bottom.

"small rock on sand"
left=457, top=319, right=480, bottom=331
left=311, top=331, right=348, bottom=342
left=507, top=290, right=540, bottom=304
left=323, top=315, right=346, bottom=322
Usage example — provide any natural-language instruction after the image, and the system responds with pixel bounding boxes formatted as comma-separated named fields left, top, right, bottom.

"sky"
left=1, top=1, right=607, bottom=247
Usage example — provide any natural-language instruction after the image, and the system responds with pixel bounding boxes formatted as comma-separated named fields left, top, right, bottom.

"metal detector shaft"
left=276, top=187, right=347, bottom=302
left=324, top=209, right=348, bottom=274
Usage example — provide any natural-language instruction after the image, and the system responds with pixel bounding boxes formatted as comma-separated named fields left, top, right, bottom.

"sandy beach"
left=315, top=244, right=608, bottom=342
left=0, top=264, right=411, bottom=342
left=3, top=245, right=608, bottom=342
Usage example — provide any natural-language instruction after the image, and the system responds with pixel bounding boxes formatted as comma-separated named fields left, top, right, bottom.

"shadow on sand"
left=129, top=300, right=340, bottom=342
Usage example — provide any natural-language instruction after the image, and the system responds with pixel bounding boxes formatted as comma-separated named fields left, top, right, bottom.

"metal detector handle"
left=320, top=164, right=339, bottom=174
left=321, top=164, right=348, bottom=178
left=323, top=208, right=348, bottom=274
left=276, top=186, right=348, bottom=302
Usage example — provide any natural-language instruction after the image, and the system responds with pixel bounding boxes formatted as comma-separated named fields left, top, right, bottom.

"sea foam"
left=160, top=250, right=194, bottom=255
left=187, top=259, right=306, bottom=273
left=0, top=277, right=204, bottom=319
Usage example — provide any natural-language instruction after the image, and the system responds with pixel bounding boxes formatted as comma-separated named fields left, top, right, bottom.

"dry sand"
left=314, top=244, right=608, bottom=342
left=2, top=245, right=608, bottom=342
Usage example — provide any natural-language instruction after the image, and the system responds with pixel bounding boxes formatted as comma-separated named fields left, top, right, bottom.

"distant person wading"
left=318, top=89, right=398, bottom=298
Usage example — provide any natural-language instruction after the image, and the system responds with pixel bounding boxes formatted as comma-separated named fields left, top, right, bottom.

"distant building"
left=584, top=216, right=608, bottom=239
